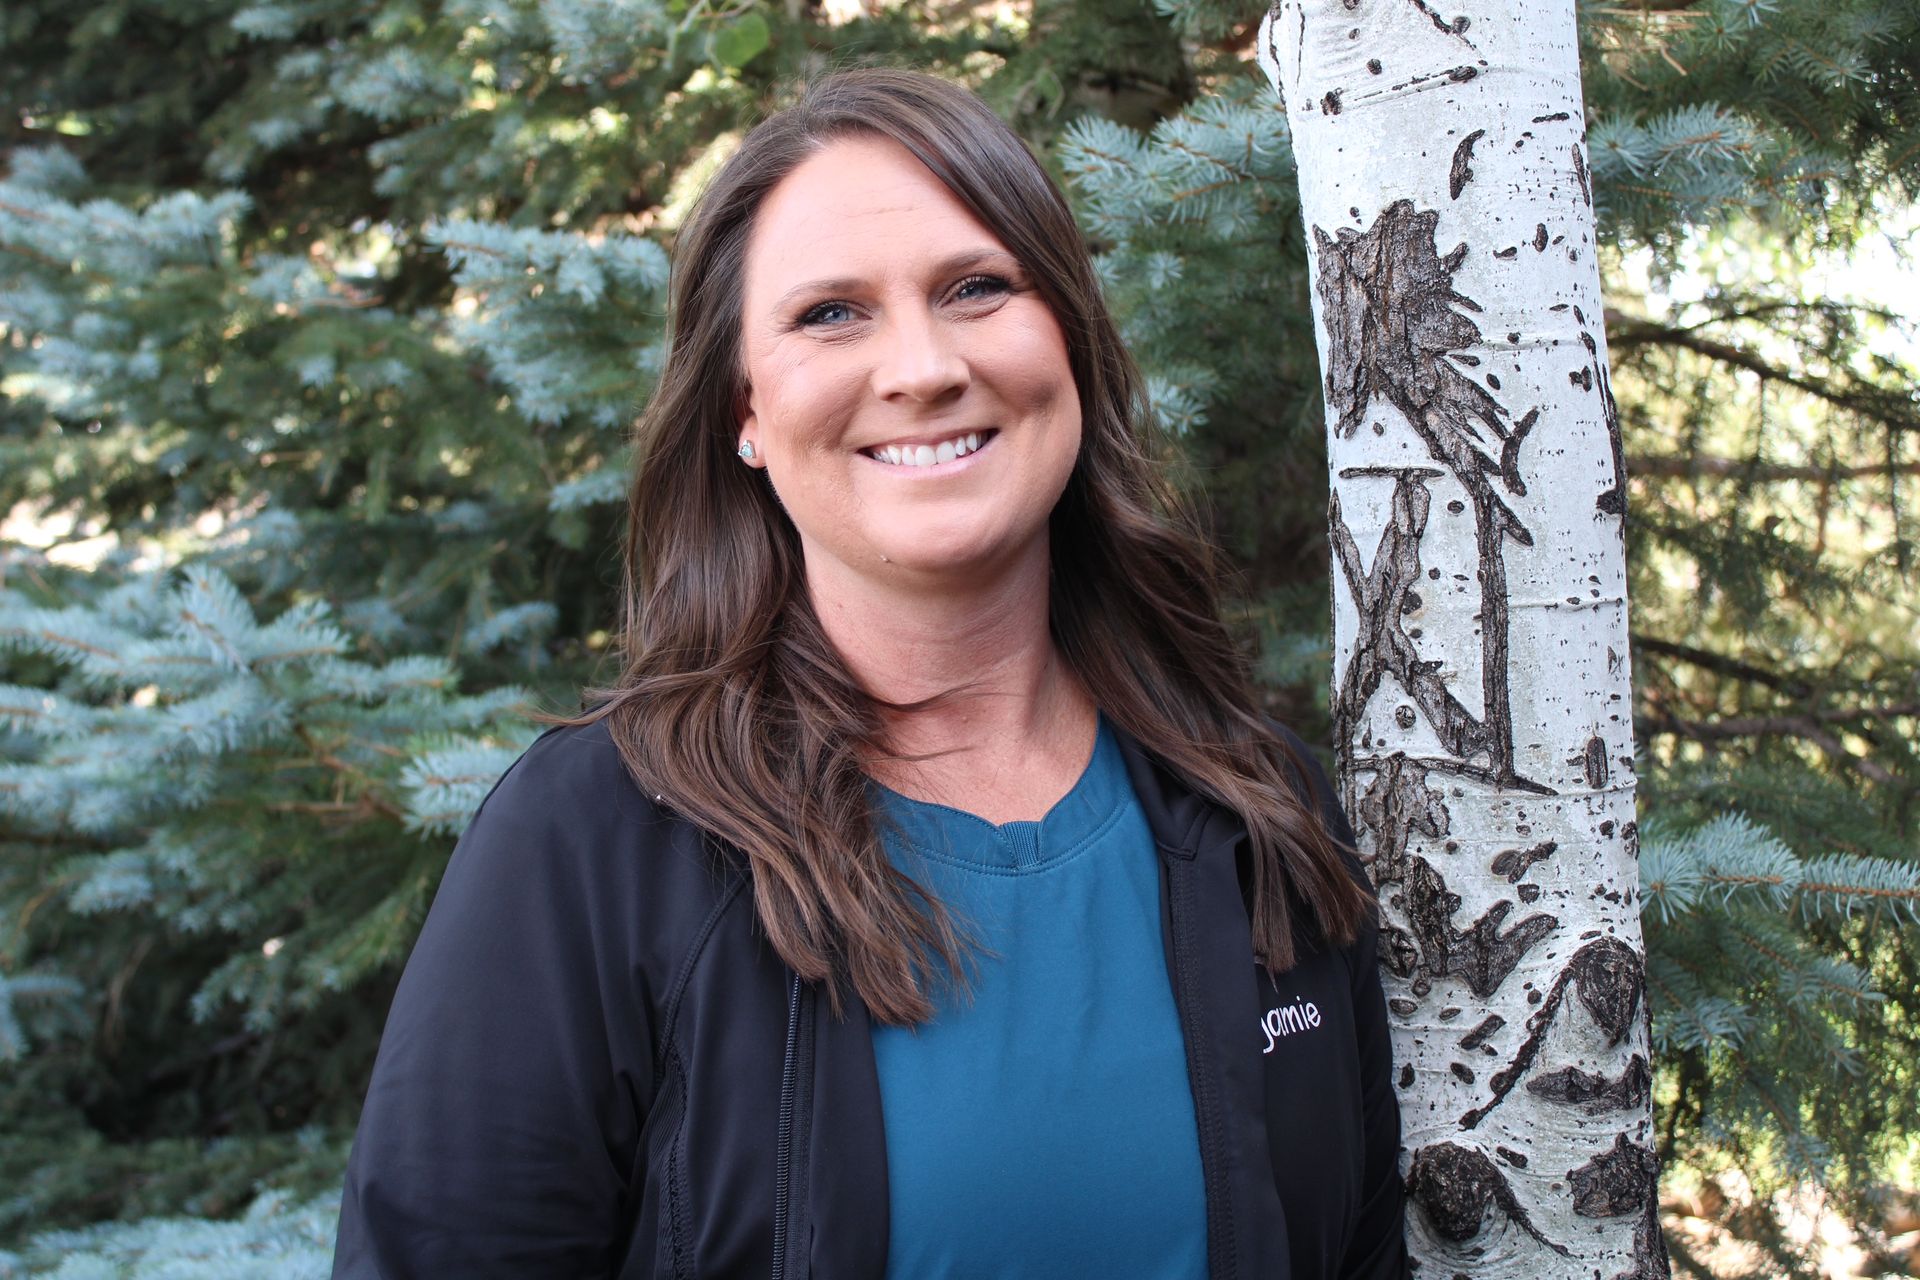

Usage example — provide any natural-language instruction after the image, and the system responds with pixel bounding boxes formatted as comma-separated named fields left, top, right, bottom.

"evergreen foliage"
left=2, top=0, right=1917, bottom=1268
left=0, top=1185, right=339, bottom=1278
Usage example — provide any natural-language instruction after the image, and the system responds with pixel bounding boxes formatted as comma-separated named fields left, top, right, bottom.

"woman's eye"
left=952, top=274, right=1011, bottom=303
left=799, top=300, right=855, bottom=327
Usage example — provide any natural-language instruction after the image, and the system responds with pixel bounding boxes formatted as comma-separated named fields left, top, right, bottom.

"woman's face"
left=736, top=134, right=1082, bottom=595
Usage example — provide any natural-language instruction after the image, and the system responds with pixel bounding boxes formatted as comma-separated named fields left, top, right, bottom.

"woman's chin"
left=868, top=530, right=1032, bottom=584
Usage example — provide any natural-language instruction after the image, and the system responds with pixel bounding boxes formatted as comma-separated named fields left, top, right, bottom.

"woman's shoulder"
left=451, top=714, right=743, bottom=906
left=479, top=716, right=653, bottom=828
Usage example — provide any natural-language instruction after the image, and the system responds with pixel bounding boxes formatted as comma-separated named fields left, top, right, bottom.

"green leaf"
left=710, top=13, right=770, bottom=69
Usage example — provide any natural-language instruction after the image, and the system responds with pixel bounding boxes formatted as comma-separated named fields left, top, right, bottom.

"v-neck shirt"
left=867, top=713, right=1208, bottom=1278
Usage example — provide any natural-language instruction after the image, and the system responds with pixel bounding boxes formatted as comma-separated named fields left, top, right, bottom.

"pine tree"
left=1, top=0, right=1916, bottom=1268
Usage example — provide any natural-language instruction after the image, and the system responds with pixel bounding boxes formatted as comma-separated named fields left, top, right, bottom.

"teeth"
left=866, top=431, right=990, bottom=466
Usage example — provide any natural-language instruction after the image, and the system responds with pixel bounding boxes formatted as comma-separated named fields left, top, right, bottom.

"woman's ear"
left=734, top=388, right=763, bottom=467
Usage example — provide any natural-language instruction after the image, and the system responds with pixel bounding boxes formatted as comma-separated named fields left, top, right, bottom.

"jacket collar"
left=1110, top=719, right=1250, bottom=864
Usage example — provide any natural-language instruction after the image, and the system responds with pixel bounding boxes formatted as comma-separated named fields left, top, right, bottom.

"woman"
left=332, top=68, right=1408, bottom=1280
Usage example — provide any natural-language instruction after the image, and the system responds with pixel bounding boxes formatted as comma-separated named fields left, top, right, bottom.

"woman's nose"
left=870, top=308, right=969, bottom=404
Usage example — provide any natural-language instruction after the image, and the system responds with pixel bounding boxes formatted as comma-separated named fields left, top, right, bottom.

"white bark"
left=1255, top=3, right=1665, bottom=1277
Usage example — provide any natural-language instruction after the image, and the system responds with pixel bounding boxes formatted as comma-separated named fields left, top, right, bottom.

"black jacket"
left=332, top=715, right=1410, bottom=1279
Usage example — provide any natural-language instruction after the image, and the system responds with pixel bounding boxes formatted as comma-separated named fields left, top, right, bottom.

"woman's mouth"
left=860, top=429, right=997, bottom=468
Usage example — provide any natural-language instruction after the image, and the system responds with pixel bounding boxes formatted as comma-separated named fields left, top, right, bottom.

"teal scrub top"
left=868, top=713, right=1208, bottom=1279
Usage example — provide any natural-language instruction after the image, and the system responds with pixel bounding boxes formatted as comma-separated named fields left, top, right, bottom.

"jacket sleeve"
left=1281, top=731, right=1413, bottom=1280
left=331, top=738, right=645, bottom=1279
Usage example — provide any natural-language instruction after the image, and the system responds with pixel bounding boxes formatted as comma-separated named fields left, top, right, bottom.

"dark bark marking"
left=1382, top=922, right=1421, bottom=986
left=1406, top=1143, right=1569, bottom=1253
left=1390, top=857, right=1557, bottom=999
left=1359, top=756, right=1443, bottom=886
left=1448, top=64, right=1478, bottom=82
left=1367, top=57, right=1383, bottom=74
left=1496, top=1145, right=1528, bottom=1168
left=1406, top=0, right=1475, bottom=40
left=1583, top=734, right=1609, bottom=788
left=1461, top=937, right=1645, bottom=1128
left=1579, top=330, right=1628, bottom=521
left=1532, top=223, right=1549, bottom=252
left=1527, top=1054, right=1651, bottom=1112
left=1516, top=883, right=1541, bottom=902
left=1390, top=998, right=1418, bottom=1016
left=1330, top=477, right=1504, bottom=774
left=1313, top=201, right=1548, bottom=792
left=1458, top=1014, right=1505, bottom=1051
left=1532, top=111, right=1570, bottom=123
left=1571, top=366, right=1592, bottom=390
left=1448, top=128, right=1485, bottom=200
left=1500, top=408, right=1538, bottom=496
left=1399, top=1063, right=1416, bottom=1088
left=1493, top=246, right=1517, bottom=258
left=1322, top=89, right=1343, bottom=115
left=1572, top=143, right=1592, bottom=207
left=1313, top=206, right=1489, bottom=450
left=1490, top=839, right=1555, bottom=883
left=1450, top=1061, right=1475, bottom=1083
left=1569, top=936, right=1644, bottom=1044
left=1570, top=1133, right=1671, bottom=1280
left=1570, top=1134, right=1658, bottom=1218
left=1264, top=6, right=1289, bottom=112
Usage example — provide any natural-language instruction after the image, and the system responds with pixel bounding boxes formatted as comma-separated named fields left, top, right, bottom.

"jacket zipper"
left=770, top=969, right=802, bottom=1280
left=1163, top=852, right=1236, bottom=1280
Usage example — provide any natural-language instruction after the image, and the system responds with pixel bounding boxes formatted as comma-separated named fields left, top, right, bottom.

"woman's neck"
left=805, top=541, right=1097, bottom=817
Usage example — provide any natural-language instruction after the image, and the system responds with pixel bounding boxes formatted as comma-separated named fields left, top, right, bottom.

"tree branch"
left=1638, top=711, right=1907, bottom=785
left=1632, top=634, right=1812, bottom=696
left=1607, top=318, right=1918, bottom=431
left=1627, top=455, right=1920, bottom=483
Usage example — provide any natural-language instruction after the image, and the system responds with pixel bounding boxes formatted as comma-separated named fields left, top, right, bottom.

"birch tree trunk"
left=1255, top=4, right=1668, bottom=1277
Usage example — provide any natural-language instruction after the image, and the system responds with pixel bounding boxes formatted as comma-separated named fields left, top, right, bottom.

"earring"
left=737, top=441, right=756, bottom=461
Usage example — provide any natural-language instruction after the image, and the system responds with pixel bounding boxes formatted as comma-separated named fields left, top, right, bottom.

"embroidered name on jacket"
left=1260, top=997, right=1322, bottom=1053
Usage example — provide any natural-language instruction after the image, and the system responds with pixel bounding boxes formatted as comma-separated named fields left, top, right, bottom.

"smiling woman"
left=734, top=134, right=1082, bottom=592
left=331, top=68, right=1409, bottom=1280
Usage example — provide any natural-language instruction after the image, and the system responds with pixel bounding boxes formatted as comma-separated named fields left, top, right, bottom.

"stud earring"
left=737, top=441, right=756, bottom=461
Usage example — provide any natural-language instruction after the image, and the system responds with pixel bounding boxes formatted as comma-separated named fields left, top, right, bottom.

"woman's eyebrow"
left=769, top=248, right=1021, bottom=313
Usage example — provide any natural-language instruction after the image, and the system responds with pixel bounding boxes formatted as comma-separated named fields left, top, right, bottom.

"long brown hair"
left=541, top=68, right=1372, bottom=1026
